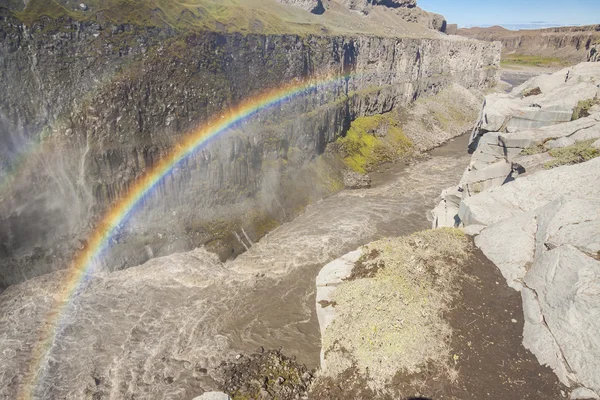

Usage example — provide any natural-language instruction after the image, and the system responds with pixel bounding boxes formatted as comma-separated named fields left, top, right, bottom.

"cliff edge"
left=432, top=62, right=600, bottom=399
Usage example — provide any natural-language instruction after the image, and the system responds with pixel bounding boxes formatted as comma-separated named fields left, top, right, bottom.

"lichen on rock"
left=319, top=228, right=470, bottom=390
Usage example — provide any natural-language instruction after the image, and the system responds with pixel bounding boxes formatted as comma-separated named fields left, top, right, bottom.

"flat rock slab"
left=524, top=245, right=600, bottom=394
left=460, top=157, right=600, bottom=227
left=193, top=392, right=231, bottom=400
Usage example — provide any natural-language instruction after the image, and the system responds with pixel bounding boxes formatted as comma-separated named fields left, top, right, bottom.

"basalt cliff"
left=0, top=0, right=500, bottom=288
left=457, top=25, right=600, bottom=64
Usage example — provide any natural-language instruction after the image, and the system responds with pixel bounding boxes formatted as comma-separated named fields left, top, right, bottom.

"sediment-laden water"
left=0, top=135, right=472, bottom=399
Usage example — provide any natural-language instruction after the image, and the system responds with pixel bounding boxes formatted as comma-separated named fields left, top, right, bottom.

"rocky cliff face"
left=277, top=0, right=446, bottom=31
left=0, top=0, right=500, bottom=288
left=458, top=25, right=600, bottom=63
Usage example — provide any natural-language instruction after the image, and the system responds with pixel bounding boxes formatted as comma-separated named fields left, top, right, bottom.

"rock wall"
left=0, top=12, right=500, bottom=287
left=458, top=25, right=600, bottom=63
left=432, top=62, right=600, bottom=399
left=277, top=0, right=446, bottom=31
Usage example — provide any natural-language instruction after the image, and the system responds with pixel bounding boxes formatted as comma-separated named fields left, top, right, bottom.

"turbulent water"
left=0, top=135, right=471, bottom=399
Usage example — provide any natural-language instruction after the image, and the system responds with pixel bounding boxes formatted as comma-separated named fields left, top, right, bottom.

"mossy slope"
left=333, top=114, right=413, bottom=174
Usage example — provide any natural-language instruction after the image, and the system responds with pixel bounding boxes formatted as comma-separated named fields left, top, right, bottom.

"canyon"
left=0, top=0, right=499, bottom=289
left=4, top=1, right=596, bottom=400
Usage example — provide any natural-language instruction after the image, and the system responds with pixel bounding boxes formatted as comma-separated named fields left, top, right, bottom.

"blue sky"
left=418, top=0, right=600, bottom=29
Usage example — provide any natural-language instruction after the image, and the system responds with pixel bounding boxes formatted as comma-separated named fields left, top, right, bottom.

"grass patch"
left=11, top=0, right=332, bottom=35
left=572, top=98, right=600, bottom=121
left=543, top=139, right=600, bottom=169
left=322, top=229, right=470, bottom=390
left=500, top=54, right=569, bottom=68
left=333, top=114, right=413, bottom=174
left=520, top=143, right=546, bottom=156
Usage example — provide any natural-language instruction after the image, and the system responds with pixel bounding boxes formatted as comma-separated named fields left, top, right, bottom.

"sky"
left=418, top=0, right=600, bottom=29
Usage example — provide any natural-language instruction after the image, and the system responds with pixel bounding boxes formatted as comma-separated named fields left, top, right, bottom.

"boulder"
left=545, top=137, right=576, bottom=149
left=469, top=63, right=600, bottom=152
left=460, top=157, right=600, bottom=227
left=523, top=245, right=600, bottom=394
left=475, top=212, right=536, bottom=290
left=431, top=186, right=461, bottom=228
left=315, top=249, right=363, bottom=366
left=432, top=62, right=600, bottom=399
left=343, top=170, right=372, bottom=189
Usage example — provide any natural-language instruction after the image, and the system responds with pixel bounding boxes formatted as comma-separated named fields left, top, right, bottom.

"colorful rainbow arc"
left=19, top=72, right=351, bottom=399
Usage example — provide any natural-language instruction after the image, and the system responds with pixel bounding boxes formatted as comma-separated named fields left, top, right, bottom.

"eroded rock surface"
left=432, top=62, right=600, bottom=398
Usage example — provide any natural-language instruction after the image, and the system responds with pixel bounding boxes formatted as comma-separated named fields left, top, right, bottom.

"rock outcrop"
left=432, top=62, right=600, bottom=398
left=0, top=2, right=500, bottom=288
left=590, top=44, right=600, bottom=62
left=339, top=0, right=416, bottom=13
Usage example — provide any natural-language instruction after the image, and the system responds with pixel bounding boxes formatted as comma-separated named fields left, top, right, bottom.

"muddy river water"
left=0, top=134, right=473, bottom=399
left=226, top=134, right=472, bottom=369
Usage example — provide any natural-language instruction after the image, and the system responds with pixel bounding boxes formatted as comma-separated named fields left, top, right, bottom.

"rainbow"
left=19, top=72, right=351, bottom=399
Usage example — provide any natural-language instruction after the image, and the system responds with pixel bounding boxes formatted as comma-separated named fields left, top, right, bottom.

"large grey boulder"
left=469, top=63, right=600, bottom=152
left=432, top=61, right=600, bottom=398
left=473, top=197, right=600, bottom=396
left=523, top=245, right=600, bottom=394
left=460, top=157, right=600, bottom=227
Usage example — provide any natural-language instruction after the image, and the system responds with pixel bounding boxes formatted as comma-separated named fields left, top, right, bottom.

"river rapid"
left=0, top=135, right=473, bottom=399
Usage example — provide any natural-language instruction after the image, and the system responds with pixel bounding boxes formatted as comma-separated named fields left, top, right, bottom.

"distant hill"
left=457, top=24, right=600, bottom=65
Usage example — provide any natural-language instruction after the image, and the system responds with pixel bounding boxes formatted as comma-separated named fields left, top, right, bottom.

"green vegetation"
left=572, top=98, right=600, bottom=121
left=544, top=139, right=600, bottom=169
left=12, top=0, right=331, bottom=34
left=333, top=115, right=413, bottom=174
left=322, top=229, right=469, bottom=389
left=9, top=0, right=431, bottom=37
left=500, top=54, right=569, bottom=68
left=520, top=143, right=546, bottom=156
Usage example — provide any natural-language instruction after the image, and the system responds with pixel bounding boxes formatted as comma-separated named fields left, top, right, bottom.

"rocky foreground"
left=430, top=62, right=600, bottom=399
left=309, top=62, right=600, bottom=400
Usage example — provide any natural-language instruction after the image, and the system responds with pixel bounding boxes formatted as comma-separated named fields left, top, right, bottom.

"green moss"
left=500, top=54, right=569, bottom=68
left=543, top=139, right=600, bottom=169
left=572, top=98, right=600, bottom=121
left=335, top=114, right=413, bottom=174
